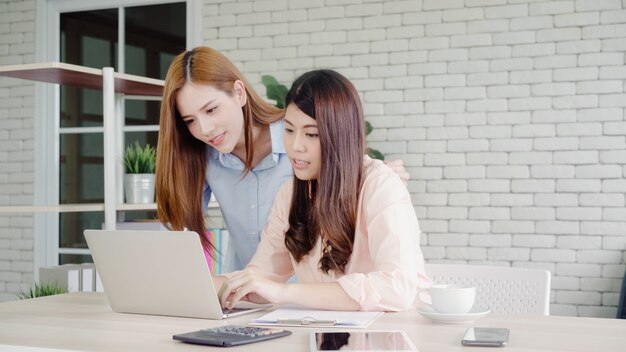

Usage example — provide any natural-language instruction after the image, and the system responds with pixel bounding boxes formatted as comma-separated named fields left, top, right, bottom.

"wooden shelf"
left=0, top=201, right=219, bottom=214
left=0, top=62, right=163, bottom=96
left=0, top=63, right=225, bottom=233
left=0, top=62, right=168, bottom=230
left=0, top=203, right=153, bottom=213
left=0, top=204, right=106, bottom=213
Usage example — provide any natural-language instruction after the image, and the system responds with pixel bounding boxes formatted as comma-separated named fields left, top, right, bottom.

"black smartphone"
left=461, top=327, right=509, bottom=347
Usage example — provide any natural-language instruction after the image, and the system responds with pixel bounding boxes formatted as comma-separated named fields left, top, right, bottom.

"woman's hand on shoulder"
left=384, top=159, right=409, bottom=185
left=217, top=268, right=286, bottom=309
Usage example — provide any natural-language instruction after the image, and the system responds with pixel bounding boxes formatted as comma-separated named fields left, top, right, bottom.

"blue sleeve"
left=202, top=182, right=212, bottom=214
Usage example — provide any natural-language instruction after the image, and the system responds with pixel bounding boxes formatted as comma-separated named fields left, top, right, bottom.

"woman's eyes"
left=181, top=106, right=216, bottom=124
left=284, top=128, right=318, bottom=138
left=285, top=128, right=318, bottom=138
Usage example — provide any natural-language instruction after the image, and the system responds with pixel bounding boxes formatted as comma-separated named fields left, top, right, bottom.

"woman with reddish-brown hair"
left=156, top=47, right=409, bottom=272
left=156, top=47, right=289, bottom=270
left=217, top=70, right=428, bottom=311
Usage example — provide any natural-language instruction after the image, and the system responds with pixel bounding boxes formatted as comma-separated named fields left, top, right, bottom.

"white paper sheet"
left=250, top=308, right=383, bottom=329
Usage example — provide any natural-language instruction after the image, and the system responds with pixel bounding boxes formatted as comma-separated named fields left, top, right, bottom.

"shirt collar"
left=212, top=119, right=286, bottom=170
left=269, top=119, right=286, bottom=157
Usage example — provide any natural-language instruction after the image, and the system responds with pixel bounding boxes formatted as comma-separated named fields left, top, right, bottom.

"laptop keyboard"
left=222, top=307, right=249, bottom=315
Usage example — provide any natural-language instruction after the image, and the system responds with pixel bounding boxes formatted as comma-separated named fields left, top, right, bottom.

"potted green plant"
left=123, top=141, right=156, bottom=204
left=16, top=282, right=66, bottom=300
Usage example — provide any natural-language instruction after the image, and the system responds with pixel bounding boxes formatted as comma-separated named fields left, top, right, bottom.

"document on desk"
left=249, top=308, right=383, bottom=329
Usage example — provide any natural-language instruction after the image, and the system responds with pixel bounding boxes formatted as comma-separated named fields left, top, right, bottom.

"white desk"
left=1, top=292, right=625, bottom=351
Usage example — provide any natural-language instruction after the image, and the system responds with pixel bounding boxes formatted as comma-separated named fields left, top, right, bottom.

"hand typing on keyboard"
left=221, top=307, right=247, bottom=315
left=173, top=325, right=292, bottom=347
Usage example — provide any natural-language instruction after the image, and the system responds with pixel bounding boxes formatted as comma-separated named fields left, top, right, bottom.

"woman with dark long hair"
left=217, top=70, right=428, bottom=311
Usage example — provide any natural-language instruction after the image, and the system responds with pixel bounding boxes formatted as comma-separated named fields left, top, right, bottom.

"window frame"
left=34, top=0, right=200, bottom=271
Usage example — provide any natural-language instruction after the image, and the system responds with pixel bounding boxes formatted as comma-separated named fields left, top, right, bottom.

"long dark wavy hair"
left=283, top=70, right=365, bottom=274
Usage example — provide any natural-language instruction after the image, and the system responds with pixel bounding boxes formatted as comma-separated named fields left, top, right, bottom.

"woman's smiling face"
left=176, top=80, right=247, bottom=154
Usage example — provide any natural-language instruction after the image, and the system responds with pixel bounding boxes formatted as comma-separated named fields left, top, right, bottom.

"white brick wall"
left=0, top=0, right=35, bottom=302
left=202, top=0, right=626, bottom=318
left=1, top=0, right=624, bottom=317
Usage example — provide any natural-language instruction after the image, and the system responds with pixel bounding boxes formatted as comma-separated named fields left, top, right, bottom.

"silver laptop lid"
left=85, top=229, right=226, bottom=319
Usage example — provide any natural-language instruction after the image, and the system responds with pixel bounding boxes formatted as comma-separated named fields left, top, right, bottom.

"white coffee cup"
left=420, top=284, right=476, bottom=314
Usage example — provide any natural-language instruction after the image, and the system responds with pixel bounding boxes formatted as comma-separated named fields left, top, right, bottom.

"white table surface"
left=0, top=292, right=625, bottom=352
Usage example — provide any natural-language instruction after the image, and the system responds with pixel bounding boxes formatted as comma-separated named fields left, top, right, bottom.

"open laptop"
left=84, top=229, right=271, bottom=319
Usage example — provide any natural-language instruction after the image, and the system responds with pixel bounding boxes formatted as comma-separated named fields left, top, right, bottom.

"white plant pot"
left=124, top=173, right=155, bottom=204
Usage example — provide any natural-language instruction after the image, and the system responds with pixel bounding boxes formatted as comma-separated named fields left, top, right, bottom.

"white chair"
left=425, top=264, right=551, bottom=316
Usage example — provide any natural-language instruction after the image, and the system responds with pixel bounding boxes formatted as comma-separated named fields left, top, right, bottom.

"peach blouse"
left=244, top=156, right=430, bottom=311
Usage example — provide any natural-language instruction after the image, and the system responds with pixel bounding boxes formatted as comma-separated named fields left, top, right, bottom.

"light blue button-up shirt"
left=202, top=120, right=293, bottom=271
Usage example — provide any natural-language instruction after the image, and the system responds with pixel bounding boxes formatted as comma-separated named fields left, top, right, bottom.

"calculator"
left=173, top=325, right=292, bottom=347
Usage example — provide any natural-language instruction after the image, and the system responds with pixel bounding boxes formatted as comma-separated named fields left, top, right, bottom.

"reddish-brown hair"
left=156, top=47, right=283, bottom=253
left=283, top=69, right=365, bottom=274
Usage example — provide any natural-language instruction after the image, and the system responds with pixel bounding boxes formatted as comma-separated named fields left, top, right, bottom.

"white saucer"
left=417, top=306, right=491, bottom=323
